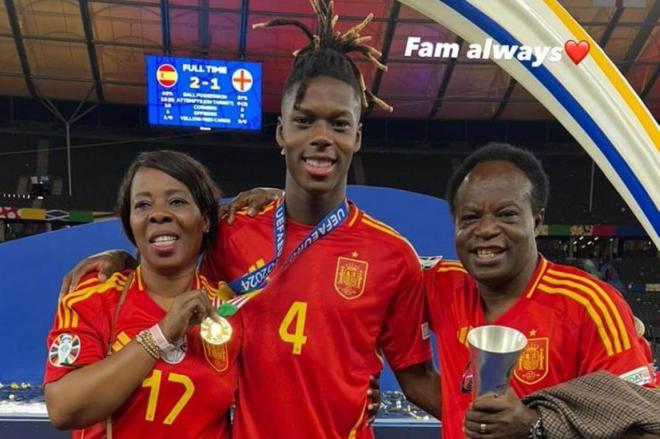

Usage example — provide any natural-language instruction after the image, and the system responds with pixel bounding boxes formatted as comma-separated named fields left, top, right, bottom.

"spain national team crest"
left=334, top=256, right=368, bottom=300
left=514, top=337, right=549, bottom=385
left=203, top=339, right=229, bottom=372
left=49, top=333, right=81, bottom=367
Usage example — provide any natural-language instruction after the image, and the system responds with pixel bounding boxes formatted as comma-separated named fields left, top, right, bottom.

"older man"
left=426, top=143, right=655, bottom=439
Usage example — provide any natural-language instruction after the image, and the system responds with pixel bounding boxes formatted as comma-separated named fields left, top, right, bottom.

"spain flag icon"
left=157, top=64, right=178, bottom=88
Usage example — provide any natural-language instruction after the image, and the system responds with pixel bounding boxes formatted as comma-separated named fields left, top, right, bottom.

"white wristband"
left=149, top=324, right=177, bottom=353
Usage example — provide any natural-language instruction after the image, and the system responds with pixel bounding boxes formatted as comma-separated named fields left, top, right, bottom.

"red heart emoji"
left=564, top=40, right=590, bottom=65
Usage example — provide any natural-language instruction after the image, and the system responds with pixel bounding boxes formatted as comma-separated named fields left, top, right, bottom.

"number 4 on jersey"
left=278, top=301, right=308, bottom=355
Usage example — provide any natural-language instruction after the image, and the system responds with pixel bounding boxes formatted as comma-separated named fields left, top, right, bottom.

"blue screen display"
left=146, top=55, right=262, bottom=131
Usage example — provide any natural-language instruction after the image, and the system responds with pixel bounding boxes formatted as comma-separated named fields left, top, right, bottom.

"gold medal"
left=200, top=316, right=232, bottom=345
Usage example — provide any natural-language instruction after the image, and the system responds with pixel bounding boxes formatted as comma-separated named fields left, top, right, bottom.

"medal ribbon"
left=225, top=197, right=349, bottom=309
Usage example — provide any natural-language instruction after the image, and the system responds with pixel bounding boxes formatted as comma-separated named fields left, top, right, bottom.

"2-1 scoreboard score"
left=146, top=56, right=262, bottom=131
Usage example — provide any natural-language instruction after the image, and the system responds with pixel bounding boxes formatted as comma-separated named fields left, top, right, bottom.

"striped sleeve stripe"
left=437, top=266, right=468, bottom=274
left=58, top=273, right=126, bottom=329
left=546, top=268, right=630, bottom=350
left=537, top=283, right=615, bottom=356
left=57, top=276, right=112, bottom=325
left=200, top=278, right=216, bottom=292
left=201, top=280, right=216, bottom=299
left=362, top=214, right=398, bottom=233
left=60, top=279, right=126, bottom=330
left=235, top=203, right=276, bottom=216
left=112, top=331, right=132, bottom=353
left=437, top=260, right=466, bottom=273
left=67, top=281, right=125, bottom=329
left=201, top=279, right=235, bottom=301
left=543, top=275, right=623, bottom=353
left=362, top=218, right=401, bottom=238
left=362, top=215, right=414, bottom=248
left=75, top=276, right=102, bottom=290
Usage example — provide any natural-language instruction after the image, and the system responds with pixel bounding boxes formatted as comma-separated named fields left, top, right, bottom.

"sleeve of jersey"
left=43, top=275, right=111, bottom=385
left=577, top=281, right=656, bottom=388
left=380, top=246, right=433, bottom=371
left=423, top=269, right=438, bottom=329
left=423, top=262, right=466, bottom=331
left=200, top=220, right=228, bottom=283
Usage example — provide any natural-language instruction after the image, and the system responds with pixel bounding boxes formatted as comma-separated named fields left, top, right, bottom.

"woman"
left=44, top=150, right=238, bottom=438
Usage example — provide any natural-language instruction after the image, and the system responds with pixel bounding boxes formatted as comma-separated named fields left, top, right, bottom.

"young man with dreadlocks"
left=206, top=2, right=440, bottom=437
left=59, top=1, right=441, bottom=437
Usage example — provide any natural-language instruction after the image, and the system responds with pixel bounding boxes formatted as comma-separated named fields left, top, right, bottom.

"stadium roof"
left=0, top=0, right=657, bottom=120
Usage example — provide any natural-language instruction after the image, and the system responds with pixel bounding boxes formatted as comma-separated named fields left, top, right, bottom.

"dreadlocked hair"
left=253, top=0, right=392, bottom=112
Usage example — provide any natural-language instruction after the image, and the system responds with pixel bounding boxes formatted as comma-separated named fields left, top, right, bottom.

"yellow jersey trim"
left=347, top=206, right=360, bottom=227
left=348, top=400, right=368, bottom=439
left=362, top=214, right=412, bottom=247
left=525, top=258, right=549, bottom=299
left=437, top=260, right=466, bottom=273
left=437, top=267, right=467, bottom=274
left=546, top=268, right=630, bottom=351
left=537, top=283, right=614, bottom=356
left=58, top=272, right=127, bottom=329
left=543, top=275, right=623, bottom=353
left=235, top=202, right=276, bottom=217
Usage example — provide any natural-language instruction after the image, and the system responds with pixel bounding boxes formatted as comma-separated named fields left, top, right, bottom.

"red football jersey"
left=425, top=256, right=655, bottom=439
left=44, top=268, right=239, bottom=439
left=202, top=200, right=432, bottom=439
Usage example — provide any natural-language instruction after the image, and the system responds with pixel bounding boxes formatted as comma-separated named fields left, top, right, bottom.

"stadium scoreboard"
left=146, top=55, right=262, bottom=131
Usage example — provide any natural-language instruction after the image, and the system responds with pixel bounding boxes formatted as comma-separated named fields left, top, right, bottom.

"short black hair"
left=254, top=0, right=392, bottom=113
left=116, top=150, right=221, bottom=254
left=446, top=142, right=549, bottom=215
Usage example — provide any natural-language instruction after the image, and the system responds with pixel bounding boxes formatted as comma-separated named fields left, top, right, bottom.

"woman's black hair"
left=116, top=150, right=221, bottom=254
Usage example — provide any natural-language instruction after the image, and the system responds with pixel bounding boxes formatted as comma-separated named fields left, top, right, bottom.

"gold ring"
left=480, top=423, right=487, bottom=434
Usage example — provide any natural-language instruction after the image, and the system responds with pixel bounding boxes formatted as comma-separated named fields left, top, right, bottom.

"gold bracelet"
left=136, top=329, right=161, bottom=359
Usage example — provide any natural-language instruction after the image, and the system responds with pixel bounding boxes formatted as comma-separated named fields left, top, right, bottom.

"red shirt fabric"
left=425, top=256, right=655, bottom=439
left=44, top=268, right=239, bottom=439
left=202, top=200, right=432, bottom=439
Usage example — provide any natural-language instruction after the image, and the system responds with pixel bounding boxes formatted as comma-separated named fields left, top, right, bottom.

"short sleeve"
left=379, top=246, right=433, bottom=371
left=43, top=274, right=114, bottom=385
left=577, top=281, right=655, bottom=388
left=423, top=267, right=440, bottom=329
left=423, top=261, right=469, bottom=332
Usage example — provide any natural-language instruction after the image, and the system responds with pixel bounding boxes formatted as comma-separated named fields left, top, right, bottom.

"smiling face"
left=129, top=167, right=209, bottom=274
left=453, top=161, right=543, bottom=291
left=277, top=75, right=362, bottom=199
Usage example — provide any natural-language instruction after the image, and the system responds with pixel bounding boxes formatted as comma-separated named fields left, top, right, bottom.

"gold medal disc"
left=200, top=316, right=232, bottom=345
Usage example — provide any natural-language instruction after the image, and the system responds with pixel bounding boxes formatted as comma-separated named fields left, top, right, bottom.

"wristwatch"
left=529, top=416, right=545, bottom=439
